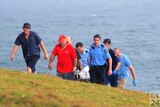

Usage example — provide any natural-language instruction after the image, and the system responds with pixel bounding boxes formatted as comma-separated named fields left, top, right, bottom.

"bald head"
left=114, top=48, right=121, bottom=57
left=66, top=36, right=72, bottom=44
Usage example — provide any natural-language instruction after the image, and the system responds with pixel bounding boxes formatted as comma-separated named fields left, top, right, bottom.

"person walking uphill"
left=66, top=36, right=83, bottom=71
left=48, top=35, right=77, bottom=80
left=103, top=39, right=121, bottom=87
left=114, top=48, right=137, bottom=88
left=75, top=42, right=90, bottom=80
left=10, top=23, right=48, bottom=73
left=89, top=34, right=112, bottom=85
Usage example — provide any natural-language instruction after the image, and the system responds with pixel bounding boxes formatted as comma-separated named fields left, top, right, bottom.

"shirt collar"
left=91, top=43, right=103, bottom=48
left=82, top=48, right=87, bottom=54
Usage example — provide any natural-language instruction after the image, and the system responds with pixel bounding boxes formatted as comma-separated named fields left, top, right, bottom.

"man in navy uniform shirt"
left=89, top=34, right=112, bottom=85
left=10, top=23, right=48, bottom=73
left=103, top=39, right=121, bottom=87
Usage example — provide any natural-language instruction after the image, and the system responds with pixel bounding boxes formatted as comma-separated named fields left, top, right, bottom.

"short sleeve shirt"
left=117, top=54, right=132, bottom=79
left=52, top=44, right=77, bottom=73
left=79, top=49, right=90, bottom=68
left=15, top=31, right=42, bottom=58
left=89, top=43, right=111, bottom=66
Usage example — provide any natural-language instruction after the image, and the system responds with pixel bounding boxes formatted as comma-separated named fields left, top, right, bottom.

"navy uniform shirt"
left=89, top=43, right=111, bottom=66
left=108, top=48, right=120, bottom=71
left=15, top=31, right=42, bottom=59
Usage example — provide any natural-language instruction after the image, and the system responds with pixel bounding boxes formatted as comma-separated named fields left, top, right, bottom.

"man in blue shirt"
left=103, top=39, right=121, bottom=87
left=89, top=34, right=112, bottom=85
left=10, top=23, right=48, bottom=73
left=75, top=42, right=90, bottom=80
left=114, top=48, right=137, bottom=88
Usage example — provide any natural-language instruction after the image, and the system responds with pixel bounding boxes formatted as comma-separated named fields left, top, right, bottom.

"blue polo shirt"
left=89, top=43, right=111, bottom=66
left=117, top=54, right=132, bottom=79
left=15, top=31, right=42, bottom=59
left=79, top=48, right=90, bottom=68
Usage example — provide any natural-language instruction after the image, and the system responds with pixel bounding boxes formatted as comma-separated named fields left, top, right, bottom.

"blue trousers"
left=25, top=55, right=40, bottom=73
left=106, top=74, right=118, bottom=87
left=57, top=72, right=73, bottom=80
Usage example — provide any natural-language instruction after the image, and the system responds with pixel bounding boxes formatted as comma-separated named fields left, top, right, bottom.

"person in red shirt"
left=48, top=35, right=77, bottom=80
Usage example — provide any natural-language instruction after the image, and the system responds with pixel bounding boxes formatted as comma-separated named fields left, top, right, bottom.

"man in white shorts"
left=75, top=42, right=90, bottom=80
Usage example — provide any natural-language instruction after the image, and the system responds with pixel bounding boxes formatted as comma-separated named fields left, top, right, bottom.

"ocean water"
left=0, top=0, right=160, bottom=92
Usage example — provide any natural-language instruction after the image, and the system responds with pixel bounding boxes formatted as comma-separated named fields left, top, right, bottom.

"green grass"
left=0, top=68, right=149, bottom=107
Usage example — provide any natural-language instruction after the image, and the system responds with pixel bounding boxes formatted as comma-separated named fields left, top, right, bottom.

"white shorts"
left=79, top=66, right=90, bottom=79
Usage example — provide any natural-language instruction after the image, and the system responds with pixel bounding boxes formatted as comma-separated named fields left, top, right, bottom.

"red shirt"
left=52, top=44, right=77, bottom=74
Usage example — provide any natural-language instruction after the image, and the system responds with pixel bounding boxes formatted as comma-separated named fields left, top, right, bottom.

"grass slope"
left=0, top=68, right=149, bottom=107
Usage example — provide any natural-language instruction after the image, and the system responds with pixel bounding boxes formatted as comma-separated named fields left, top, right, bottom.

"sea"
left=0, top=0, right=160, bottom=92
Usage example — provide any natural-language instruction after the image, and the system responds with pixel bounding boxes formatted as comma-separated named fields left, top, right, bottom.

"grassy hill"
left=0, top=68, right=149, bottom=107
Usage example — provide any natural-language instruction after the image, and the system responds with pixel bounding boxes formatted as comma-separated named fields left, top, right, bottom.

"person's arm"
left=129, top=66, right=137, bottom=86
left=48, top=54, right=55, bottom=69
left=73, top=58, right=77, bottom=71
left=115, top=62, right=121, bottom=71
left=125, top=55, right=137, bottom=86
left=107, top=57, right=112, bottom=76
left=88, top=58, right=91, bottom=69
left=78, top=59, right=83, bottom=71
left=129, top=66, right=136, bottom=80
left=40, top=41, right=48, bottom=60
left=10, top=44, right=19, bottom=61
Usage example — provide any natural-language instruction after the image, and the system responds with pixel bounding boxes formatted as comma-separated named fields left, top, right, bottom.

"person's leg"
left=105, top=74, right=110, bottom=86
left=113, top=74, right=118, bottom=87
left=57, top=72, right=73, bottom=80
left=89, top=68, right=97, bottom=83
left=97, top=68, right=108, bottom=85
left=117, top=78, right=127, bottom=89
left=27, top=55, right=40, bottom=73
left=109, top=75, right=114, bottom=87
left=25, top=57, right=32, bottom=73
left=64, top=72, right=73, bottom=80
left=27, top=67, right=32, bottom=73
left=57, top=72, right=65, bottom=79
left=109, top=74, right=118, bottom=87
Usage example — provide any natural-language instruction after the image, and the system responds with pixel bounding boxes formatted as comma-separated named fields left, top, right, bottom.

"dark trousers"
left=106, top=74, right=118, bottom=87
left=57, top=72, right=73, bottom=80
left=89, top=66, right=108, bottom=85
left=25, top=55, right=40, bottom=73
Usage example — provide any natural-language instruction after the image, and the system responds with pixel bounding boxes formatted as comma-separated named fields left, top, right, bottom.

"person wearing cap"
left=75, top=42, right=90, bottom=80
left=10, top=23, right=48, bottom=73
left=114, top=48, right=137, bottom=88
left=48, top=35, right=77, bottom=80
left=89, top=34, right=112, bottom=85
left=103, top=39, right=121, bottom=87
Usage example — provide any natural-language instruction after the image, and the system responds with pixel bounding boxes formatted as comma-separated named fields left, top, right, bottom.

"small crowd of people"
left=10, top=23, right=137, bottom=89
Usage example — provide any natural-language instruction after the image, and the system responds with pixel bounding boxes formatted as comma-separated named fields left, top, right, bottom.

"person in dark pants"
left=10, top=23, right=48, bottom=73
left=89, top=34, right=112, bottom=85
left=103, top=39, right=121, bottom=87
left=48, top=35, right=77, bottom=80
left=66, top=36, right=83, bottom=80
